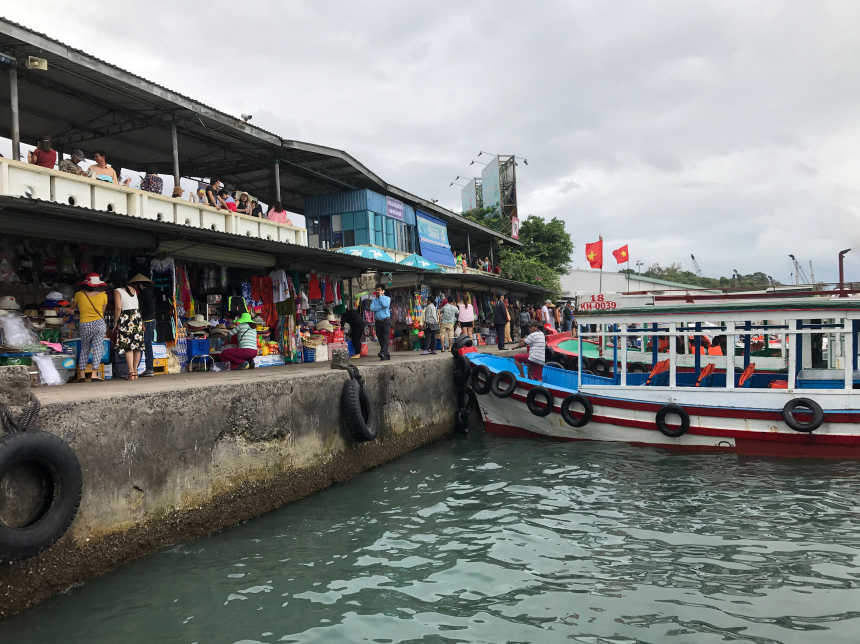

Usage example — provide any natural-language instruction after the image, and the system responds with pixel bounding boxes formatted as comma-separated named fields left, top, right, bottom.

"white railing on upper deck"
left=0, top=158, right=308, bottom=247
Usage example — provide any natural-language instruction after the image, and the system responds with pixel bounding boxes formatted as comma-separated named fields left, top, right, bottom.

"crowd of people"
left=22, top=136, right=295, bottom=225
left=453, top=252, right=502, bottom=275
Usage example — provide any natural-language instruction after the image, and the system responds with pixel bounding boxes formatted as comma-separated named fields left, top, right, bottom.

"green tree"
left=641, top=262, right=776, bottom=289
left=461, top=206, right=504, bottom=233
left=517, top=216, right=574, bottom=272
left=499, top=249, right=562, bottom=298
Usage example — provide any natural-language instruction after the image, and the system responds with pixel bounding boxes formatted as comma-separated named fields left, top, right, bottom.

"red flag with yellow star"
left=585, top=239, right=603, bottom=269
left=612, top=244, right=629, bottom=264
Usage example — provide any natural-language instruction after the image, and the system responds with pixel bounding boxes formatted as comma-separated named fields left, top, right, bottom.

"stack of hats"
left=186, top=314, right=210, bottom=337
left=0, top=295, right=21, bottom=315
left=209, top=323, right=230, bottom=337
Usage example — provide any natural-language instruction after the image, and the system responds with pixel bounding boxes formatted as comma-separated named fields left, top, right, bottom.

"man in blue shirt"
left=370, top=284, right=392, bottom=361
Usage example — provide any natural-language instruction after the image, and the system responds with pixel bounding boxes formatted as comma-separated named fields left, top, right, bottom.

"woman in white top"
left=457, top=297, right=475, bottom=339
left=113, top=277, right=145, bottom=381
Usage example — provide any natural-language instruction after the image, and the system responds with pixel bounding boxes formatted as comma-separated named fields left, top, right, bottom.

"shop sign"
left=511, top=214, right=519, bottom=240
left=386, top=197, right=404, bottom=221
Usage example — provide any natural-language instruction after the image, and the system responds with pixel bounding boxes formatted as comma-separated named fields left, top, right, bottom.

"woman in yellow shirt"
left=73, top=273, right=108, bottom=381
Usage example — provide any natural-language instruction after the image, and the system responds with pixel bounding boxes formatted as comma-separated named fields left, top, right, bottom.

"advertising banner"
left=416, top=211, right=456, bottom=267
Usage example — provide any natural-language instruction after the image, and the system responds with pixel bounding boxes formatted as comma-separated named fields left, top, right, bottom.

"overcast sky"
left=6, top=1, right=860, bottom=282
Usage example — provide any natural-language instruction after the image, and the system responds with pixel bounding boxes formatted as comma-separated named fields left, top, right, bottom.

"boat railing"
left=0, top=157, right=309, bottom=246
left=576, top=318, right=858, bottom=392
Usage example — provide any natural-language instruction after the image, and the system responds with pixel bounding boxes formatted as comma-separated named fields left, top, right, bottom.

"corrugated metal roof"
left=0, top=18, right=519, bottom=245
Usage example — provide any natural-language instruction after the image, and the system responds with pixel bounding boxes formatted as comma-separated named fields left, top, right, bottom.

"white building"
left=561, top=268, right=701, bottom=297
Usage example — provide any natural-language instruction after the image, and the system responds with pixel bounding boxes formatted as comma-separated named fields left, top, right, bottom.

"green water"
left=3, top=437, right=860, bottom=643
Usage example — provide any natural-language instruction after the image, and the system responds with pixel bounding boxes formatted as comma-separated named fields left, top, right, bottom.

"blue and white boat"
left=461, top=289, right=860, bottom=458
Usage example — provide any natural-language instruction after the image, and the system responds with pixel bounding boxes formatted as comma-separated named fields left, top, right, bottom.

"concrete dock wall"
left=0, top=357, right=457, bottom=618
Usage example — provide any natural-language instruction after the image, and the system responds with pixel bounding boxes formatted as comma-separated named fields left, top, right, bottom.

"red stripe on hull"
left=505, top=392, right=860, bottom=445
left=483, top=420, right=860, bottom=458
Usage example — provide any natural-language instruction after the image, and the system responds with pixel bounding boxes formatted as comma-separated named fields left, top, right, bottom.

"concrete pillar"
left=466, top=232, right=471, bottom=259
left=274, top=160, right=281, bottom=202
left=171, top=120, right=180, bottom=187
left=9, top=66, right=19, bottom=161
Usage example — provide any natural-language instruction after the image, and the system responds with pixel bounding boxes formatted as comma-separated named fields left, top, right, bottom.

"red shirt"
left=32, top=148, right=57, bottom=169
left=225, top=201, right=237, bottom=212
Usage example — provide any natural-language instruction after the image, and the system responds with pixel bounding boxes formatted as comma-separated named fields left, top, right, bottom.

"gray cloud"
left=6, top=0, right=860, bottom=281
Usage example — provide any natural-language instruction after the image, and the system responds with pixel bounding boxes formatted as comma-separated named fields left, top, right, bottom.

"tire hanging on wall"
left=0, top=431, right=83, bottom=561
left=490, top=371, right=517, bottom=398
left=526, top=386, right=554, bottom=417
left=782, top=398, right=824, bottom=433
left=341, top=378, right=377, bottom=442
left=560, top=394, right=593, bottom=428
left=544, top=361, right=564, bottom=370
left=470, top=365, right=492, bottom=395
left=655, top=404, right=690, bottom=438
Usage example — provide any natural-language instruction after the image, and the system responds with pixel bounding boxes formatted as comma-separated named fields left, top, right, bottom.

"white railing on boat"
left=577, top=317, right=857, bottom=392
left=0, top=158, right=308, bottom=247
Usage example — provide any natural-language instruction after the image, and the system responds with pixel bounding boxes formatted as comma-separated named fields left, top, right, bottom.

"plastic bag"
left=32, top=354, right=63, bottom=386
left=0, top=313, right=39, bottom=349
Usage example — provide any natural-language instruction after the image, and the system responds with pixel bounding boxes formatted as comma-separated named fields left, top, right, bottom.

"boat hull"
left=468, top=357, right=860, bottom=458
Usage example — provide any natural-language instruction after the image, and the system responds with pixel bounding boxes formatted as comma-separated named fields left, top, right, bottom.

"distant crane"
left=788, top=254, right=811, bottom=285
left=690, top=253, right=703, bottom=276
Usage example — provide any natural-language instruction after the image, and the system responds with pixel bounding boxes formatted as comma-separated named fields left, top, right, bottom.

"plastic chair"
left=695, top=363, right=715, bottom=387
left=644, top=359, right=670, bottom=385
left=737, top=362, right=756, bottom=388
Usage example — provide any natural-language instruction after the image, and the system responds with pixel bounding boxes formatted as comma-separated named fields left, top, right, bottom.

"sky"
left=4, top=1, right=860, bottom=283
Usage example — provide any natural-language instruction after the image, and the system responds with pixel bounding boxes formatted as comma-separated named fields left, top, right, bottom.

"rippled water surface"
left=3, top=437, right=860, bottom=643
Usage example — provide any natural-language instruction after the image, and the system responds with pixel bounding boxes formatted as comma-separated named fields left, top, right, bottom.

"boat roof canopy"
left=575, top=289, right=860, bottom=321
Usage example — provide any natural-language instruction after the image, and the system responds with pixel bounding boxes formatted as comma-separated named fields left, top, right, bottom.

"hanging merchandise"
left=324, top=276, right=335, bottom=304
left=152, top=257, right=178, bottom=343
left=308, top=272, right=322, bottom=300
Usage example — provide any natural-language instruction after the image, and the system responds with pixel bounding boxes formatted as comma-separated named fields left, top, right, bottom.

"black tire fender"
left=656, top=404, right=690, bottom=438
left=544, top=361, right=564, bottom=370
left=0, top=431, right=83, bottom=561
left=452, top=335, right=473, bottom=356
left=526, top=386, right=554, bottom=417
left=782, top=398, right=824, bottom=433
left=470, top=365, right=491, bottom=395
left=455, top=407, right=471, bottom=434
left=341, top=378, right=376, bottom=441
left=490, top=371, right=517, bottom=398
left=591, top=358, right=610, bottom=377
left=561, top=394, right=593, bottom=428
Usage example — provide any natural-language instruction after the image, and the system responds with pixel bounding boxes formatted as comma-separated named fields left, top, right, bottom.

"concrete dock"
left=0, top=348, right=498, bottom=619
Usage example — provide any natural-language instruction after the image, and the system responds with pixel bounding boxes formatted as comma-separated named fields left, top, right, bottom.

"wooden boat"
left=463, top=290, right=860, bottom=458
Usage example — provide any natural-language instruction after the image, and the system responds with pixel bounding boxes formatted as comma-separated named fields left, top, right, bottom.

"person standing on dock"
left=439, top=298, right=458, bottom=351
left=493, top=295, right=508, bottom=350
left=130, top=274, right=156, bottom=377
left=421, top=297, right=438, bottom=355
left=371, top=284, right=391, bottom=361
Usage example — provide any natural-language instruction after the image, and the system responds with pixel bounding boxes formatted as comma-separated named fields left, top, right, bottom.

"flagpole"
left=626, top=255, right=630, bottom=291
left=599, top=234, right=603, bottom=294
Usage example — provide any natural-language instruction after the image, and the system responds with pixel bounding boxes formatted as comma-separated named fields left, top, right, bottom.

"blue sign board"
left=416, top=211, right=456, bottom=267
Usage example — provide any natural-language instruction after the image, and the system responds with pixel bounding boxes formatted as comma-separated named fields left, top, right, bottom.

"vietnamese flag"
left=612, top=244, right=629, bottom=264
left=585, top=239, right=603, bottom=269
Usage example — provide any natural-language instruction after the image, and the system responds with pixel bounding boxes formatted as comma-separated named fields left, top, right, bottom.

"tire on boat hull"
left=526, top=386, right=554, bottom=417
left=470, top=365, right=492, bottom=395
left=560, top=394, right=593, bottom=428
left=0, top=431, right=83, bottom=560
left=782, top=398, right=824, bottom=433
left=591, top=358, right=610, bottom=378
left=655, top=404, right=689, bottom=438
left=490, top=371, right=517, bottom=398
